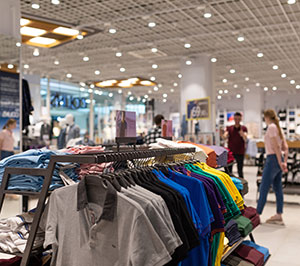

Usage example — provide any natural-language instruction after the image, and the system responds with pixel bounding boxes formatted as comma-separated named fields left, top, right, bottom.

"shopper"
left=257, top=109, right=288, bottom=225
left=145, top=114, right=164, bottom=145
left=0, top=119, right=17, bottom=160
left=224, top=112, right=248, bottom=178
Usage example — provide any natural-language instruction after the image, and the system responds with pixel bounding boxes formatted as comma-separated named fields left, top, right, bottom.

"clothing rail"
left=0, top=147, right=195, bottom=266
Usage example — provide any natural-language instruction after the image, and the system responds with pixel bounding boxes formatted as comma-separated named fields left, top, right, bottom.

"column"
left=180, top=55, right=216, bottom=133
left=243, top=85, right=263, bottom=138
left=89, top=92, right=94, bottom=140
left=46, top=77, right=51, bottom=119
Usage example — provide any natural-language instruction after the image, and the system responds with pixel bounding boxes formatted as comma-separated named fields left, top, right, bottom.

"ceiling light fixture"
left=203, top=7, right=212, bottom=18
left=90, top=84, right=95, bottom=89
left=7, top=64, right=14, bottom=69
left=95, top=70, right=100, bottom=75
left=272, top=65, right=279, bottom=70
left=142, top=99, right=147, bottom=103
left=163, top=99, right=167, bottom=103
left=237, top=35, right=245, bottom=42
left=16, top=42, right=21, bottom=47
left=152, top=64, right=158, bottom=69
left=120, top=67, right=126, bottom=72
left=118, top=89, right=122, bottom=94
left=186, top=60, right=192, bottom=65
left=108, top=93, right=113, bottom=97
left=287, top=0, right=296, bottom=4
left=109, top=28, right=117, bottom=34
left=272, top=86, right=277, bottom=91
left=281, top=73, right=287, bottom=78
left=53, top=27, right=79, bottom=36
left=236, top=94, right=241, bottom=98
left=150, top=76, right=156, bottom=81
left=151, top=48, right=158, bottom=53
left=83, top=56, right=89, bottom=62
left=290, top=79, right=296, bottom=84
left=88, top=89, right=93, bottom=93
left=80, top=82, right=86, bottom=87
left=80, top=87, right=85, bottom=92
left=127, top=91, right=132, bottom=95
left=21, top=27, right=46, bottom=36
left=230, top=69, right=236, bottom=74
left=256, top=82, right=260, bottom=87
left=148, top=22, right=156, bottom=28
left=30, top=36, right=56, bottom=45
left=219, top=90, right=223, bottom=94
left=296, top=85, right=300, bottom=89
left=170, top=89, right=174, bottom=93
left=211, top=57, right=217, bottom=63
left=129, top=96, right=134, bottom=101
left=31, top=3, right=40, bottom=9
left=116, top=52, right=122, bottom=57
left=178, top=74, right=182, bottom=78
left=54, top=60, right=59, bottom=65
left=257, top=52, right=263, bottom=57
left=184, top=43, right=191, bottom=49
left=24, top=64, right=29, bottom=69
left=224, top=89, right=229, bottom=94
left=144, top=94, right=149, bottom=99
left=264, top=87, right=268, bottom=91
left=20, top=18, right=30, bottom=26
left=158, top=84, right=162, bottom=88
left=51, top=0, right=60, bottom=4
left=154, top=86, right=159, bottom=91
left=66, top=73, right=72, bottom=78
left=234, top=84, right=238, bottom=88
left=173, top=82, right=178, bottom=87
left=222, top=78, right=227, bottom=83
left=163, top=93, right=168, bottom=98
left=76, top=33, right=84, bottom=40
left=246, top=88, right=250, bottom=92
left=245, top=77, right=249, bottom=81
left=217, top=95, right=222, bottom=100
left=33, top=48, right=39, bottom=56
left=140, top=80, right=152, bottom=86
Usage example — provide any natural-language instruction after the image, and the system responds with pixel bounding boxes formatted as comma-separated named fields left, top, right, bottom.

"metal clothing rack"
left=0, top=148, right=195, bottom=266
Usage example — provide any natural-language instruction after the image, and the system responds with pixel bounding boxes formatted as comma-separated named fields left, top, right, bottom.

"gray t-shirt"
left=44, top=181, right=172, bottom=266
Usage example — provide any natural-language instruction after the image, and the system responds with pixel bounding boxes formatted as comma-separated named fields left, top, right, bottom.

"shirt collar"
left=77, top=176, right=117, bottom=221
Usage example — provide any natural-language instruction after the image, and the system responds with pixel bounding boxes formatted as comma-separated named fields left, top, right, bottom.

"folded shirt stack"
left=230, top=177, right=243, bottom=192
left=208, top=145, right=228, bottom=167
left=225, top=219, right=242, bottom=246
left=242, top=206, right=260, bottom=229
left=0, top=208, right=46, bottom=254
left=233, top=243, right=265, bottom=266
left=232, top=215, right=253, bottom=237
left=0, top=149, right=78, bottom=192
left=242, top=241, right=269, bottom=262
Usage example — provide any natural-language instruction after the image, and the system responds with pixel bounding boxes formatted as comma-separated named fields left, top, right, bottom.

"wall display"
left=186, top=97, right=210, bottom=120
left=0, top=70, right=20, bottom=147
left=50, top=93, right=88, bottom=109
left=116, top=110, right=136, bottom=138
left=161, top=120, right=173, bottom=137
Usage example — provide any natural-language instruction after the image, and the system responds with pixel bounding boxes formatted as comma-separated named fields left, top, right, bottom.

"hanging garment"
left=22, top=79, right=34, bottom=130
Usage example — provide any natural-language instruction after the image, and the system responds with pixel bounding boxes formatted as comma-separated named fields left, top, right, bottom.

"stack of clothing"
left=225, top=220, right=242, bottom=246
left=0, top=149, right=78, bottom=192
left=208, top=145, right=228, bottom=167
left=232, top=215, right=253, bottom=237
left=230, top=177, right=243, bottom=192
left=63, top=146, right=111, bottom=179
left=242, top=206, right=260, bottom=229
left=0, top=208, right=46, bottom=253
left=242, top=241, right=269, bottom=262
left=233, top=243, right=265, bottom=266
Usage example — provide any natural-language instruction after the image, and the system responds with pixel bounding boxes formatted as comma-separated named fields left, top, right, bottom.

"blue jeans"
left=257, top=154, right=283, bottom=214
left=0, top=150, right=14, bottom=160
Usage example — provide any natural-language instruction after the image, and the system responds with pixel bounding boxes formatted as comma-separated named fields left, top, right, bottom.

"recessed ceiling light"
left=230, top=69, right=236, bottom=74
left=211, top=57, right=217, bottom=63
left=80, top=87, right=85, bottom=92
left=144, top=94, right=149, bottom=99
left=30, top=36, right=56, bottom=45
left=163, top=99, right=167, bottom=103
left=151, top=48, right=158, bottom=53
left=51, top=0, right=60, bottom=4
left=33, top=48, right=39, bottom=56
left=142, top=99, right=147, bottom=103
left=257, top=52, right=263, bottom=57
left=288, top=0, right=296, bottom=4
left=296, top=85, right=300, bottom=89
left=148, top=90, right=152, bottom=94
left=184, top=43, right=191, bottom=49
left=129, top=96, right=134, bottom=101
left=173, top=82, right=178, bottom=87
left=116, top=52, right=122, bottom=57
left=120, top=67, right=126, bottom=72
left=236, top=94, right=241, bottom=98
left=148, top=22, right=156, bottom=28
left=118, top=89, right=122, bottom=94
left=152, top=64, right=158, bottom=69
left=224, top=89, right=229, bottom=94
left=76, top=34, right=84, bottom=40
left=219, top=90, right=223, bottom=94
left=83, top=56, right=89, bottom=62
left=7, top=64, right=14, bottom=69
left=272, top=86, right=277, bottom=91
left=246, top=88, right=250, bottom=92
left=186, top=60, right=192, bottom=65
left=20, top=18, right=30, bottom=26
left=170, top=88, right=174, bottom=92
left=20, top=27, right=46, bottom=37
left=256, top=82, right=260, bottom=87
left=108, top=93, right=113, bottom=97
left=31, top=3, right=40, bottom=9
left=24, top=64, right=29, bottom=69
left=237, top=35, right=245, bottom=42
left=140, top=80, right=152, bottom=86
left=245, top=77, right=250, bottom=81
left=222, top=78, right=227, bottom=83
left=264, top=87, right=268, bottom=91
left=90, top=84, right=95, bottom=89
left=272, top=65, right=279, bottom=70
left=154, top=86, right=159, bottom=91
left=178, top=74, right=182, bottom=78
left=128, top=91, right=132, bottom=95
left=53, top=27, right=79, bottom=36
left=281, top=73, right=287, bottom=78
left=54, top=60, right=59, bottom=65
left=16, top=42, right=21, bottom=47
left=80, top=82, right=86, bottom=87
left=150, top=76, right=156, bottom=81
left=88, top=89, right=93, bottom=93
left=95, top=70, right=100, bottom=75
left=109, top=28, right=117, bottom=34
left=234, top=84, right=238, bottom=88
left=163, top=93, right=168, bottom=98
left=290, top=79, right=296, bottom=84
left=158, top=84, right=162, bottom=88
left=66, top=73, right=72, bottom=78
left=203, top=7, right=212, bottom=18
left=217, top=95, right=222, bottom=100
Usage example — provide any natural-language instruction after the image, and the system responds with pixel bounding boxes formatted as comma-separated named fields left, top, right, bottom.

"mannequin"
left=65, top=114, right=80, bottom=145
left=57, top=118, right=67, bottom=149
left=40, top=118, right=52, bottom=142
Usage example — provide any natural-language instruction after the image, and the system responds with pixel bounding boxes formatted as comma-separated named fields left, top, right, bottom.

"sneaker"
left=265, top=215, right=285, bottom=225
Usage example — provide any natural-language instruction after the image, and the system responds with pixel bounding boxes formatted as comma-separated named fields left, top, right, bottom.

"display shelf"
left=222, top=237, right=244, bottom=261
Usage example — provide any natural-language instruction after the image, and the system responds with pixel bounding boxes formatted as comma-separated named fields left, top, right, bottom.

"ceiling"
left=14, top=0, right=300, bottom=101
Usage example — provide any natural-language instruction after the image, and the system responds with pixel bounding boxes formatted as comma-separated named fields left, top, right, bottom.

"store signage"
left=186, top=97, right=210, bottom=120
left=51, top=93, right=88, bottom=109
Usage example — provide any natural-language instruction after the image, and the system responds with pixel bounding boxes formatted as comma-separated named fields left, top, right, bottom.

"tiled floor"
left=0, top=166, right=299, bottom=264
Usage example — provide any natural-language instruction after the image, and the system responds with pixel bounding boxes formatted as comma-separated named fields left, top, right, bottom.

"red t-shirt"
left=227, top=125, right=247, bottom=155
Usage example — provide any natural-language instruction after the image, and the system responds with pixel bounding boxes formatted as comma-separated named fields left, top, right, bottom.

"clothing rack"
left=0, top=147, right=195, bottom=266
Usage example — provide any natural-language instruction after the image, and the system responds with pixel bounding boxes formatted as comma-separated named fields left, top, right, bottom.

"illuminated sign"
left=51, top=93, right=87, bottom=109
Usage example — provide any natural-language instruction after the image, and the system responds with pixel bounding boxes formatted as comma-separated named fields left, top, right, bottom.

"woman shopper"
left=257, top=109, right=288, bottom=225
left=0, top=119, right=17, bottom=160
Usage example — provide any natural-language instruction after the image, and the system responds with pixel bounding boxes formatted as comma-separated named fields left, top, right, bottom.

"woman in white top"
left=257, top=109, right=288, bottom=225
left=0, top=119, right=17, bottom=160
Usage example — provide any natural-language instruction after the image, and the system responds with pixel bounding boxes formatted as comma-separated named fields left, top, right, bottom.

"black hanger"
left=101, top=173, right=122, bottom=192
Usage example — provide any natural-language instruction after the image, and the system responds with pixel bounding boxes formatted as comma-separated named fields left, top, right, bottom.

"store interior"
left=0, top=0, right=300, bottom=266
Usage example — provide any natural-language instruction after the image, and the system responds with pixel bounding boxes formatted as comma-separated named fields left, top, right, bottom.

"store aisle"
left=243, top=166, right=300, bottom=266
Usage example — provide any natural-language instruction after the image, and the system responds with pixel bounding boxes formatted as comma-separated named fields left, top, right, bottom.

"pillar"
left=243, top=85, right=263, bottom=138
left=180, top=55, right=216, bottom=133
left=89, top=92, right=94, bottom=140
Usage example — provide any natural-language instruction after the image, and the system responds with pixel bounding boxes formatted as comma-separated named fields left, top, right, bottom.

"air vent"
left=128, top=49, right=167, bottom=59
